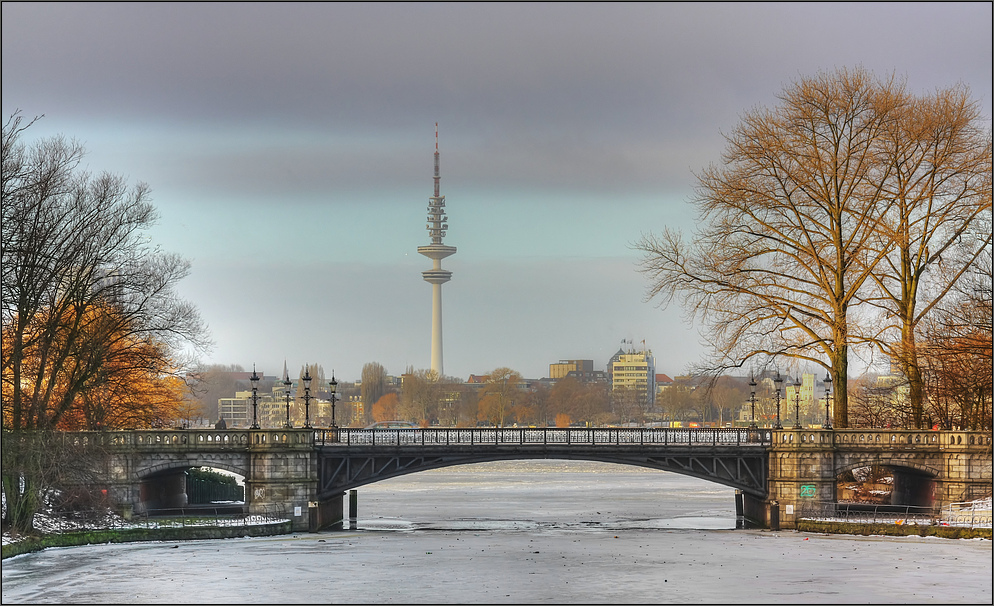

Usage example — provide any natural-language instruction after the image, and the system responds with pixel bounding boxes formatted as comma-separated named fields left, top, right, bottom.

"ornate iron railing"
left=315, top=426, right=773, bottom=447
left=35, top=427, right=991, bottom=452
left=797, top=501, right=939, bottom=526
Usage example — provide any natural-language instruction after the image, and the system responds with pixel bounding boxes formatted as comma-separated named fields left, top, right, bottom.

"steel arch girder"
left=317, top=449, right=768, bottom=499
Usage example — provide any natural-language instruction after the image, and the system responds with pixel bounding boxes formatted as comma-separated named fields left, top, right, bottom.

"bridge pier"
left=768, top=429, right=993, bottom=530
left=738, top=491, right=768, bottom=528
left=930, top=432, right=994, bottom=504
left=310, top=492, right=345, bottom=531
left=245, top=432, right=318, bottom=532
left=139, top=470, right=189, bottom=510
left=767, top=430, right=837, bottom=530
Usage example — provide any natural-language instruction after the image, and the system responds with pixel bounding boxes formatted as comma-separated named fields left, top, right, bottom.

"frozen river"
left=2, top=460, right=991, bottom=604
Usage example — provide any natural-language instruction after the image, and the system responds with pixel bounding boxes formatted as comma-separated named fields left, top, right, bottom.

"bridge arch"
left=835, top=460, right=940, bottom=509
left=316, top=448, right=768, bottom=502
left=136, top=458, right=250, bottom=481
left=131, top=453, right=250, bottom=513
left=835, top=459, right=941, bottom=479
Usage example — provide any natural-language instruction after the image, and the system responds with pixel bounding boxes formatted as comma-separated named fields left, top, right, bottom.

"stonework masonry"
left=72, top=428, right=992, bottom=532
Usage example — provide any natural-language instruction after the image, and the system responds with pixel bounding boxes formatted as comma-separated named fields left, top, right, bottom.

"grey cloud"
left=6, top=3, right=988, bottom=133
left=150, top=131, right=707, bottom=199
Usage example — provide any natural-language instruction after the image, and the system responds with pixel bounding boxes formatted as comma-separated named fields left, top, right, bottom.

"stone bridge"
left=70, top=427, right=991, bottom=531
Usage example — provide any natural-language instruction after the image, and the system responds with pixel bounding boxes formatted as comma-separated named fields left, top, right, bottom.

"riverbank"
left=1, top=521, right=291, bottom=559
left=6, top=517, right=988, bottom=561
left=796, top=519, right=991, bottom=540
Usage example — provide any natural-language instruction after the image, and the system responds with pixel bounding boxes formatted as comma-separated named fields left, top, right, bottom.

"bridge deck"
left=313, top=427, right=773, bottom=498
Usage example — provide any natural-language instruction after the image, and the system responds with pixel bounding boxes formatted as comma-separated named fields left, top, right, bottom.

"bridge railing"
left=797, top=501, right=940, bottom=526
left=940, top=499, right=993, bottom=529
left=315, top=426, right=772, bottom=447
left=830, top=430, right=992, bottom=449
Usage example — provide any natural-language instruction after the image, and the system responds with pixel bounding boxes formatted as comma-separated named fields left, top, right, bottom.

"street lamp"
left=329, top=371, right=339, bottom=429
left=283, top=367, right=293, bottom=429
left=249, top=365, right=260, bottom=429
left=302, top=369, right=313, bottom=429
left=748, top=373, right=758, bottom=429
left=773, top=371, right=784, bottom=430
left=793, top=375, right=802, bottom=429
left=823, top=372, right=833, bottom=429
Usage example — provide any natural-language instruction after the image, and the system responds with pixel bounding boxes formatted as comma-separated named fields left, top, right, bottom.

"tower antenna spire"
left=434, top=122, right=440, bottom=198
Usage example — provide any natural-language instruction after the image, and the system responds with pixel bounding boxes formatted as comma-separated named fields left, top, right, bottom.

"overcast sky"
left=3, top=2, right=991, bottom=382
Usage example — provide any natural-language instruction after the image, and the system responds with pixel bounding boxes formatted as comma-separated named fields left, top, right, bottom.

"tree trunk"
left=1, top=473, right=39, bottom=535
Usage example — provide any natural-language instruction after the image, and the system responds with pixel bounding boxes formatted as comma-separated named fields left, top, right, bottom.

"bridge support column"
left=316, top=493, right=345, bottom=531
left=931, top=433, right=993, bottom=507
left=246, top=434, right=318, bottom=532
left=735, top=490, right=744, bottom=528
left=140, top=470, right=188, bottom=511
left=740, top=491, right=768, bottom=528
left=767, top=430, right=837, bottom=530
left=310, top=492, right=345, bottom=532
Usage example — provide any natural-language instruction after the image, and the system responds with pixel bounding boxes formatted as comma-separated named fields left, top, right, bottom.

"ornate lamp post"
left=793, top=375, right=803, bottom=429
left=302, top=369, right=313, bottom=429
left=823, top=372, right=833, bottom=429
left=773, top=371, right=784, bottom=430
left=748, top=373, right=758, bottom=429
left=329, top=372, right=339, bottom=428
left=249, top=365, right=260, bottom=429
left=283, top=367, right=293, bottom=429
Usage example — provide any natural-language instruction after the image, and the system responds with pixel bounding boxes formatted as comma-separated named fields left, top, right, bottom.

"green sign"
left=800, top=484, right=816, bottom=498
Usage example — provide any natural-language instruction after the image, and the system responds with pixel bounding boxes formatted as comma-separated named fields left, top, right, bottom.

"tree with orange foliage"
left=918, top=252, right=992, bottom=430
left=477, top=367, right=522, bottom=427
left=371, top=393, right=400, bottom=423
left=2, top=113, right=208, bottom=533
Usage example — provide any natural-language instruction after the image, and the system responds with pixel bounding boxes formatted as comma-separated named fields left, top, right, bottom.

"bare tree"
left=477, top=367, right=522, bottom=427
left=400, top=367, right=443, bottom=425
left=636, top=68, right=910, bottom=428
left=2, top=112, right=209, bottom=431
left=918, top=249, right=993, bottom=429
left=1, top=112, right=208, bottom=533
left=513, top=382, right=549, bottom=427
left=612, top=386, right=646, bottom=425
left=1, top=431, right=110, bottom=535
left=866, top=86, right=992, bottom=427
left=546, top=377, right=610, bottom=427
left=359, top=362, right=387, bottom=426
left=707, top=375, right=749, bottom=426
left=848, top=375, right=909, bottom=429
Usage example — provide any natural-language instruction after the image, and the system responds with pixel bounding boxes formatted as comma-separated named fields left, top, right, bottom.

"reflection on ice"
left=355, top=460, right=739, bottom=531
left=362, top=516, right=736, bottom=532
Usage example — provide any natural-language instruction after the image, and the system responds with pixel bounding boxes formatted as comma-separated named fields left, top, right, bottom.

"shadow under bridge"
left=314, top=427, right=771, bottom=499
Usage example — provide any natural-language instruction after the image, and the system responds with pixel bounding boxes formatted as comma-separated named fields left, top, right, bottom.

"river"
left=2, top=460, right=990, bottom=604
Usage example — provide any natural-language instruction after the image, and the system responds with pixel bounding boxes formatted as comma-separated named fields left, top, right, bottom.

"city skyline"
left=2, top=3, right=990, bottom=382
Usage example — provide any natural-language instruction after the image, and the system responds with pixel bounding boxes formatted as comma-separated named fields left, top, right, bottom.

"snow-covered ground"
left=1, top=501, right=284, bottom=547
left=3, top=462, right=991, bottom=604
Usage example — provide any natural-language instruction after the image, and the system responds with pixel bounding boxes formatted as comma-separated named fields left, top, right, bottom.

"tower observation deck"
left=417, top=124, right=455, bottom=375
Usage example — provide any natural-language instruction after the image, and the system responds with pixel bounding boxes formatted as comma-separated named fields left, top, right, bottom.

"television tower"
left=418, top=123, right=456, bottom=376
